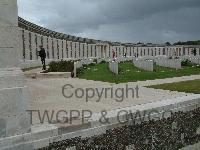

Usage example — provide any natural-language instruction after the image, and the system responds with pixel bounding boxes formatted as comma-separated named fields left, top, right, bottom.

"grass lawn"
left=147, top=79, right=200, bottom=94
left=77, top=61, right=200, bottom=83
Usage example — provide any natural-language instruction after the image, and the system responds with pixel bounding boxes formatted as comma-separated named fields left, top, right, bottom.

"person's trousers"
left=41, top=58, right=46, bottom=70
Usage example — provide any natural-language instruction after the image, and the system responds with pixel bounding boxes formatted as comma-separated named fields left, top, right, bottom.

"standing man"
left=38, top=45, right=46, bottom=70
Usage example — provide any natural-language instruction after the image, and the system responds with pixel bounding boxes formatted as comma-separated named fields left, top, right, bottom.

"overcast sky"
left=18, top=0, right=200, bottom=43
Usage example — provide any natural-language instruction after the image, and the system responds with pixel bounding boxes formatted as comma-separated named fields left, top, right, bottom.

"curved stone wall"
left=18, top=17, right=200, bottom=69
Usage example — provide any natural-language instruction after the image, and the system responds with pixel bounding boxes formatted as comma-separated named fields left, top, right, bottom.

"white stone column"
left=127, top=47, right=131, bottom=56
left=67, top=41, right=72, bottom=59
left=48, top=37, right=52, bottom=59
left=96, top=45, right=100, bottom=58
left=80, top=43, right=84, bottom=59
left=0, top=0, right=30, bottom=138
left=92, top=44, right=95, bottom=58
left=131, top=46, right=134, bottom=57
left=57, top=39, right=62, bottom=59
left=36, top=34, right=42, bottom=48
left=104, top=45, right=108, bottom=58
left=138, top=47, right=141, bottom=57
left=89, top=44, right=94, bottom=57
left=36, top=34, right=42, bottom=59
left=18, top=29, right=24, bottom=60
left=83, top=43, right=87, bottom=58
left=24, top=30, right=30, bottom=60
left=43, top=36, right=48, bottom=58
left=133, top=47, right=136, bottom=56
left=75, top=42, right=79, bottom=59
left=46, top=37, right=50, bottom=59
left=72, top=42, right=76, bottom=59
left=87, top=44, right=91, bottom=58
left=62, top=40, right=67, bottom=59
left=30, top=32, right=37, bottom=60
left=52, top=38, right=57, bottom=59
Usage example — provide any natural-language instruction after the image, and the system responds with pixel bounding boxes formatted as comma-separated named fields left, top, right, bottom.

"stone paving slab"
left=25, top=75, right=200, bottom=125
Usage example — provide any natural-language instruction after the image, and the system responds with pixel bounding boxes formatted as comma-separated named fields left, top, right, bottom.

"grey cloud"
left=18, top=0, right=200, bottom=43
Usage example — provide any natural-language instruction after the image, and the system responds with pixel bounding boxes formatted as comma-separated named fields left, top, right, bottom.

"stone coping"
left=89, top=94, right=200, bottom=127
left=180, top=142, right=200, bottom=150
left=25, top=72, right=71, bottom=79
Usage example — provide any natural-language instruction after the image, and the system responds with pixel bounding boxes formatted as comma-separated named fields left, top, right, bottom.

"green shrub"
left=100, top=60, right=106, bottom=64
left=181, top=59, right=193, bottom=67
left=82, top=64, right=88, bottom=69
left=174, top=56, right=179, bottom=59
left=88, top=63, right=96, bottom=67
left=77, top=68, right=84, bottom=75
left=168, top=56, right=173, bottom=59
left=93, top=59, right=97, bottom=63
left=48, top=60, right=74, bottom=72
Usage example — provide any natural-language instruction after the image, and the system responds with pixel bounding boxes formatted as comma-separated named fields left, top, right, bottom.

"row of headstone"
left=133, top=59, right=154, bottom=71
left=180, top=56, right=200, bottom=65
left=155, top=58, right=182, bottom=69
left=97, top=58, right=104, bottom=64
left=81, top=58, right=94, bottom=65
left=116, top=56, right=133, bottom=63
left=73, top=61, right=83, bottom=78
left=73, top=59, right=94, bottom=77
left=109, top=61, right=119, bottom=74
left=189, top=58, right=200, bottom=65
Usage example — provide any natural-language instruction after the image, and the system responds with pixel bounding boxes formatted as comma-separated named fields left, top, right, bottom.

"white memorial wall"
left=18, top=28, right=200, bottom=69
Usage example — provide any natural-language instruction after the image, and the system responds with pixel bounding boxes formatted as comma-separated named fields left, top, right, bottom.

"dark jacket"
left=38, top=48, right=46, bottom=58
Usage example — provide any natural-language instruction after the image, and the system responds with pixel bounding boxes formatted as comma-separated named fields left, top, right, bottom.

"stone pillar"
left=57, top=39, right=62, bottom=59
left=75, top=42, right=79, bottom=59
left=0, top=0, right=30, bottom=138
left=53, top=38, right=57, bottom=59
left=31, top=32, right=37, bottom=60
left=83, top=43, right=87, bottom=59
left=48, top=37, right=53, bottom=59
left=96, top=45, right=100, bottom=58
left=43, top=36, right=48, bottom=58
left=72, top=42, right=76, bottom=59
left=67, top=41, right=71, bottom=59
left=24, top=30, right=30, bottom=60
left=79, top=43, right=83, bottom=59
left=63, top=40, right=67, bottom=59
left=88, top=44, right=91, bottom=58
left=18, top=28, right=24, bottom=60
